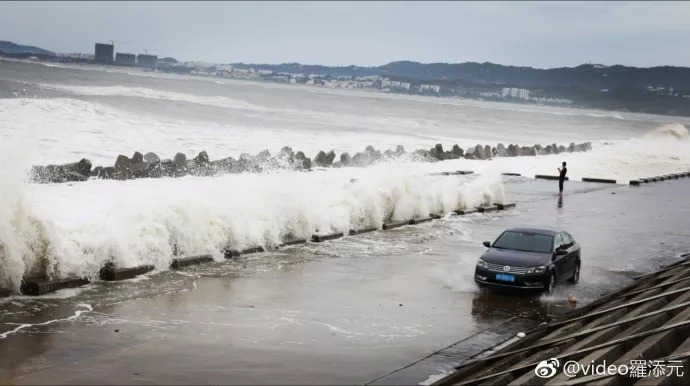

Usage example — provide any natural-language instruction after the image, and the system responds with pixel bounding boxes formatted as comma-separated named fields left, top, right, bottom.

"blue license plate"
left=496, top=273, right=515, bottom=282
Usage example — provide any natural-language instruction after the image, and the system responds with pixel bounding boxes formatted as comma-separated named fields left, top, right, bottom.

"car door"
left=552, top=233, right=567, bottom=281
left=560, top=232, right=576, bottom=277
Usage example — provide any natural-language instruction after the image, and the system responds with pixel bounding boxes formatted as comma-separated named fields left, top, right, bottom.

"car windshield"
left=492, top=231, right=553, bottom=253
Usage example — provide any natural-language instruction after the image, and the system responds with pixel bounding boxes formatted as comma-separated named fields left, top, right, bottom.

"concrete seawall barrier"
left=349, top=227, right=378, bottom=236
left=280, top=238, right=308, bottom=247
left=241, top=246, right=266, bottom=254
left=99, top=264, right=155, bottom=281
left=409, top=217, right=433, bottom=225
left=20, top=277, right=90, bottom=296
left=311, top=233, right=344, bottom=242
left=631, top=172, right=689, bottom=186
left=582, top=177, right=617, bottom=184
left=476, top=204, right=499, bottom=213
left=3, top=203, right=518, bottom=296
left=535, top=175, right=569, bottom=181
left=170, top=255, right=214, bottom=269
left=382, top=221, right=408, bottom=230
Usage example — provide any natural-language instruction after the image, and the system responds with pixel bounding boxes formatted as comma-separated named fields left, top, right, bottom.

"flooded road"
left=1, top=177, right=689, bottom=385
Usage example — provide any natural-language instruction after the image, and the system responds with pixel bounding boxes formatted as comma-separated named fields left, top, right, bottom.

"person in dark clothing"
left=558, top=161, right=567, bottom=196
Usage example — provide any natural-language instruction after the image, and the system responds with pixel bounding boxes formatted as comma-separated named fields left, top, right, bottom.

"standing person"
left=558, top=161, right=567, bottom=196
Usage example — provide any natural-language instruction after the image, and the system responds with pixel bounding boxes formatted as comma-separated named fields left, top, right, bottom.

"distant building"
left=94, top=43, right=114, bottom=64
left=502, top=87, right=530, bottom=100
left=137, top=54, right=158, bottom=68
left=115, top=53, right=136, bottom=66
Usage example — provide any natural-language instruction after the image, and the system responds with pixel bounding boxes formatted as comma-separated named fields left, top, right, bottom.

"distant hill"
left=377, top=61, right=690, bottom=91
left=233, top=60, right=690, bottom=91
left=0, top=40, right=54, bottom=56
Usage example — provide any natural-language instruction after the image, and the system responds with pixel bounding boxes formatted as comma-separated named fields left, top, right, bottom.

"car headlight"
left=527, top=266, right=546, bottom=274
left=477, top=259, right=488, bottom=268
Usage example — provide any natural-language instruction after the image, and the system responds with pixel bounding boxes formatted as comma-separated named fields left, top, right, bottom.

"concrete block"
left=629, top=180, right=641, bottom=186
left=497, top=203, right=517, bottom=210
left=311, top=233, right=344, bottom=242
left=20, top=277, right=90, bottom=296
left=170, top=255, right=213, bottom=269
left=454, top=208, right=478, bottom=215
left=241, top=246, right=265, bottom=255
left=429, top=212, right=445, bottom=219
left=349, top=227, right=378, bottom=236
left=382, top=221, right=407, bottom=230
left=224, top=249, right=241, bottom=258
left=280, top=238, right=307, bottom=247
left=649, top=177, right=659, bottom=182
left=99, top=264, right=154, bottom=281
left=409, top=217, right=433, bottom=224
left=502, top=173, right=521, bottom=176
left=476, top=205, right=499, bottom=213
left=535, top=174, right=569, bottom=181
left=0, top=288, right=11, bottom=298
left=456, top=170, right=474, bottom=175
left=582, top=177, right=617, bottom=184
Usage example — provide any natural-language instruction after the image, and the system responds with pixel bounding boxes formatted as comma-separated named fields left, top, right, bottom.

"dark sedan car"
left=474, top=227, right=581, bottom=293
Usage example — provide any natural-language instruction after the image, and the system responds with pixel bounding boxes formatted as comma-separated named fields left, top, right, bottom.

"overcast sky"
left=1, top=1, right=689, bottom=68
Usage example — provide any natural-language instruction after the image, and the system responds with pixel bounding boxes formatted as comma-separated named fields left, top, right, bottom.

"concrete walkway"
left=431, top=254, right=690, bottom=386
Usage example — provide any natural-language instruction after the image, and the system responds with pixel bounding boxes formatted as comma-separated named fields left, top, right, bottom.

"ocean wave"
left=643, top=123, right=688, bottom=140
left=0, top=159, right=505, bottom=291
left=40, top=84, right=271, bottom=112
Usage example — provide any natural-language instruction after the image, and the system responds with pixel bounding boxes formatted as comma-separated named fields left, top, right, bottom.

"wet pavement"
left=1, top=177, right=689, bottom=385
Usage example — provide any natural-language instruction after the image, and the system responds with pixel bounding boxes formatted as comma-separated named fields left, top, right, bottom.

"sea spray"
left=2, top=160, right=506, bottom=288
left=0, top=144, right=53, bottom=291
left=643, top=122, right=689, bottom=140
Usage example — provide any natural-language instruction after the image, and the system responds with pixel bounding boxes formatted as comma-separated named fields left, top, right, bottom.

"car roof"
left=504, top=227, right=564, bottom=236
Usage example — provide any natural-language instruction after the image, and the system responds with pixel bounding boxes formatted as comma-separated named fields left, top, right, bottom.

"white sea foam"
left=0, top=98, right=445, bottom=166
left=0, top=156, right=506, bottom=290
left=41, top=84, right=272, bottom=112
left=0, top=303, right=92, bottom=339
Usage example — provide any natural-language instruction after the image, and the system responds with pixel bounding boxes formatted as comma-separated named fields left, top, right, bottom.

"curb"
left=20, top=277, right=90, bottom=296
left=311, top=233, right=344, bottom=243
left=535, top=175, right=568, bottom=181
left=582, top=177, right=616, bottom=184
left=99, top=264, right=155, bottom=281
left=349, top=227, right=378, bottom=236
left=170, top=255, right=214, bottom=269
left=382, top=221, right=407, bottom=230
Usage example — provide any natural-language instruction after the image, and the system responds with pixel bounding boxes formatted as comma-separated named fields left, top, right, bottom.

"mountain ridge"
left=0, top=40, right=54, bottom=56
left=232, top=60, right=690, bottom=90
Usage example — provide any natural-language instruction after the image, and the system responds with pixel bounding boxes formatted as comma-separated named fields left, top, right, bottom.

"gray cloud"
left=0, top=1, right=688, bottom=67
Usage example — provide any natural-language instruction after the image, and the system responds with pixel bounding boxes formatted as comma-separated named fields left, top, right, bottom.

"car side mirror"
left=483, top=241, right=491, bottom=248
left=556, top=248, right=568, bottom=256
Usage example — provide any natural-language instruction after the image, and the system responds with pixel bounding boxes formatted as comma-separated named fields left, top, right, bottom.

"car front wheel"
left=568, top=262, right=580, bottom=284
left=544, top=271, right=556, bottom=295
